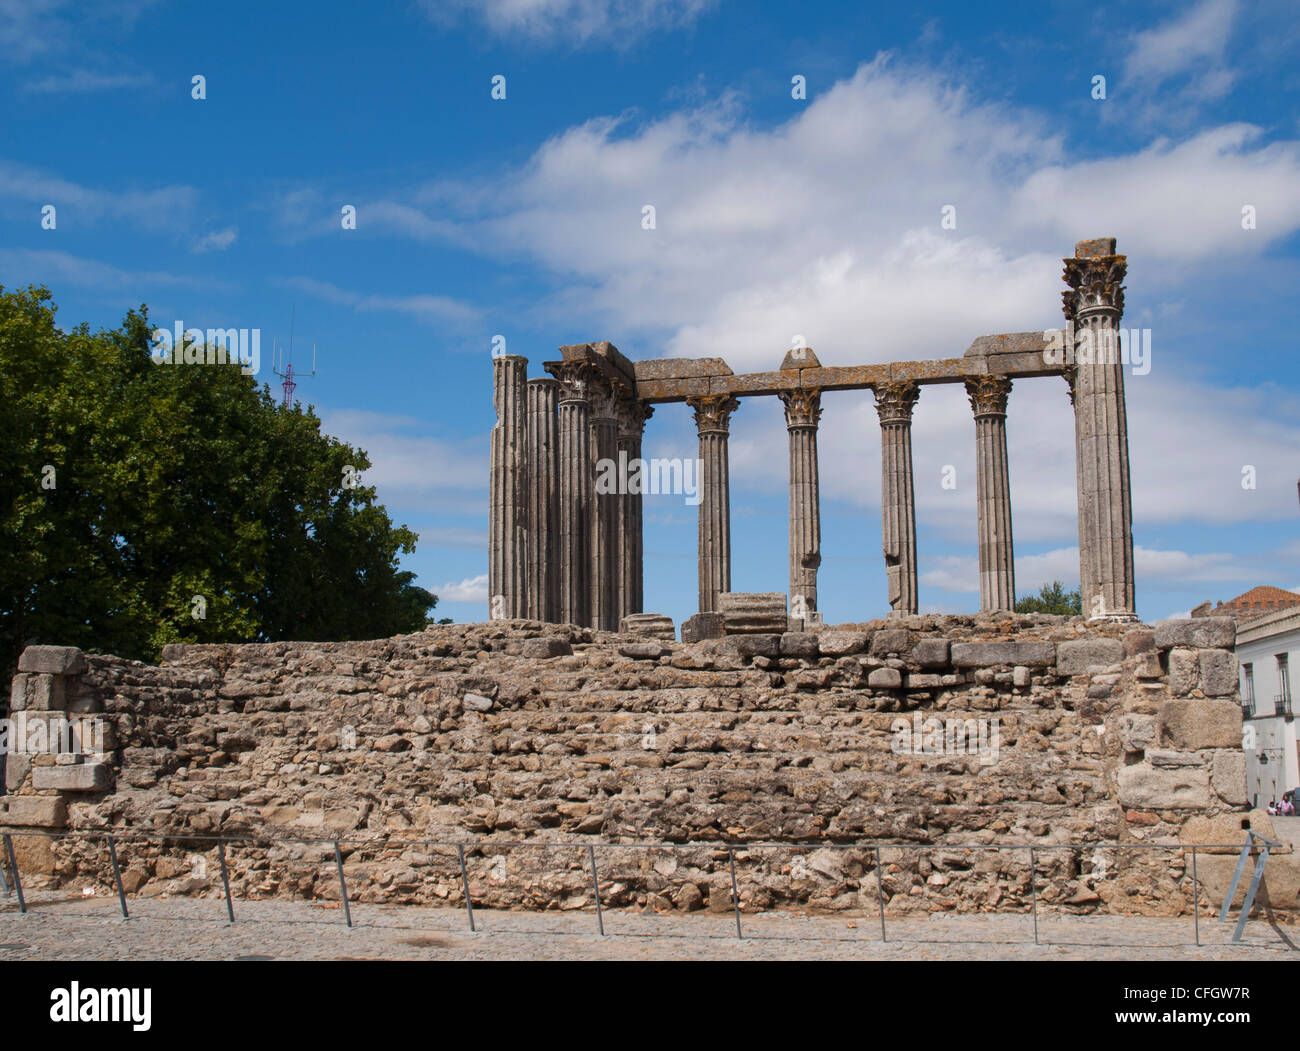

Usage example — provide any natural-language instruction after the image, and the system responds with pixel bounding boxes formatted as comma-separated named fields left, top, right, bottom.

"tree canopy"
left=1014, top=580, right=1083, bottom=616
left=0, top=285, right=436, bottom=673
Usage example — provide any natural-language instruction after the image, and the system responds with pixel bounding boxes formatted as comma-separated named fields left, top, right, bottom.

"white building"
left=1237, top=605, right=1300, bottom=808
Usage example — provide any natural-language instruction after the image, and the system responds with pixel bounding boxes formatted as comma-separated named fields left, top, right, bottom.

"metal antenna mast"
left=271, top=305, right=316, bottom=409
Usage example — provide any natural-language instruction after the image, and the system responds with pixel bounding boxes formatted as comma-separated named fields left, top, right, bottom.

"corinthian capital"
left=1062, top=254, right=1127, bottom=320
left=873, top=381, right=920, bottom=425
left=545, top=360, right=599, bottom=403
left=616, top=396, right=654, bottom=439
left=687, top=394, right=740, bottom=434
left=779, top=388, right=822, bottom=429
left=964, top=375, right=1011, bottom=418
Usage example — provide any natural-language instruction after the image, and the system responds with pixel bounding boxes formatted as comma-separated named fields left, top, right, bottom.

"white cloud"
left=22, top=70, right=154, bottom=94
left=1124, top=0, right=1238, bottom=95
left=282, top=276, right=479, bottom=324
left=0, top=160, right=196, bottom=233
left=435, top=573, right=490, bottom=602
left=0, top=247, right=221, bottom=291
left=193, top=227, right=238, bottom=253
left=422, top=0, right=717, bottom=45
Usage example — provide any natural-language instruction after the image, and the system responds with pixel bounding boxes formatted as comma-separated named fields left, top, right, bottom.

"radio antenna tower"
left=271, top=305, right=316, bottom=409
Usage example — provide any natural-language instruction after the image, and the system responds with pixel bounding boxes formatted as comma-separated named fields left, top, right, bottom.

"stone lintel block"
left=1055, top=638, right=1125, bottom=676
left=0, top=795, right=68, bottom=828
left=681, top=612, right=725, bottom=644
left=18, top=645, right=87, bottom=675
left=1157, top=699, right=1242, bottom=750
left=1117, top=764, right=1211, bottom=810
left=1074, top=237, right=1117, bottom=258
left=779, top=632, right=819, bottom=658
left=1153, top=618, right=1236, bottom=651
left=869, top=629, right=912, bottom=656
left=817, top=632, right=867, bottom=657
left=619, top=614, right=675, bottom=641
left=31, top=762, right=110, bottom=792
left=718, top=593, right=787, bottom=634
left=950, top=641, right=1055, bottom=668
left=910, top=638, right=950, bottom=668
left=520, top=638, right=573, bottom=659
left=1198, top=649, right=1239, bottom=697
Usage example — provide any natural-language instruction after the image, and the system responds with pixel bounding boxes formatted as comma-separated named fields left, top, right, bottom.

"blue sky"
left=1, top=0, right=1297, bottom=627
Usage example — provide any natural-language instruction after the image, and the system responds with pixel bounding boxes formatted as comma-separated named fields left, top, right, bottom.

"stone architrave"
left=874, top=381, right=920, bottom=617
left=965, top=375, right=1015, bottom=612
left=587, top=374, right=621, bottom=631
left=525, top=377, right=560, bottom=622
left=616, top=397, right=653, bottom=622
left=489, top=355, right=528, bottom=619
left=1063, top=238, right=1136, bottom=620
left=686, top=394, right=740, bottom=614
left=778, top=388, right=822, bottom=620
left=546, top=359, right=595, bottom=626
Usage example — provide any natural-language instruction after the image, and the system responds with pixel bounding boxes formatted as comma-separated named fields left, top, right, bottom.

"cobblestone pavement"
left=0, top=891, right=1295, bottom=960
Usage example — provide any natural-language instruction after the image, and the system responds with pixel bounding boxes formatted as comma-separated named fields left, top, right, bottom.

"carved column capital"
left=1062, top=254, right=1127, bottom=320
left=546, top=360, right=600, bottom=404
left=687, top=394, right=740, bottom=434
left=1062, top=363, right=1078, bottom=406
left=964, top=375, right=1012, bottom=418
left=873, top=381, right=920, bottom=425
left=779, top=388, right=822, bottom=429
left=616, top=396, right=654, bottom=439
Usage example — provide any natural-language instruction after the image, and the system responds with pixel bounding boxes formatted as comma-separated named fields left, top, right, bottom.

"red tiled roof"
left=1215, top=585, right=1300, bottom=616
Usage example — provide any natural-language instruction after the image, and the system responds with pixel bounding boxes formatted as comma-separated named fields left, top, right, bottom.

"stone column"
left=687, top=394, right=740, bottom=614
left=965, top=375, right=1015, bottom=612
left=489, top=354, right=527, bottom=620
left=778, top=388, right=822, bottom=620
left=1063, top=237, right=1136, bottom=620
left=525, top=378, right=560, bottom=622
left=874, top=381, right=920, bottom=617
left=616, top=397, right=653, bottom=622
left=546, top=360, right=593, bottom=626
left=587, top=375, right=620, bottom=632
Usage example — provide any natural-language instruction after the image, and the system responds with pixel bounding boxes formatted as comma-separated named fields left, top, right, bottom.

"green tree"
left=0, top=285, right=436, bottom=673
left=1014, top=580, right=1083, bottom=616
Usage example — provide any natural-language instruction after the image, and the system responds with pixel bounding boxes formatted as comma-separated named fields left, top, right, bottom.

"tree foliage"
left=1014, top=580, right=1082, bottom=616
left=0, top=285, right=435, bottom=672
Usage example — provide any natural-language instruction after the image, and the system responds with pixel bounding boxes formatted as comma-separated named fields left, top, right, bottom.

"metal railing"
left=0, top=827, right=1288, bottom=949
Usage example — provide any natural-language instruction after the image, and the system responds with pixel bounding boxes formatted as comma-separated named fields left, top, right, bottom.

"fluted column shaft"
left=779, top=389, right=822, bottom=618
left=616, top=399, right=652, bottom=623
left=1063, top=240, right=1136, bottom=620
left=489, top=355, right=528, bottom=619
left=547, top=361, right=593, bottom=626
left=588, top=375, right=619, bottom=632
left=687, top=395, right=739, bottom=614
left=966, top=376, right=1015, bottom=611
left=526, top=378, right=560, bottom=622
left=875, top=381, right=919, bottom=617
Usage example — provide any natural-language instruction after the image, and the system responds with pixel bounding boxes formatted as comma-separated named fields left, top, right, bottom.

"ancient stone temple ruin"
left=490, top=238, right=1138, bottom=629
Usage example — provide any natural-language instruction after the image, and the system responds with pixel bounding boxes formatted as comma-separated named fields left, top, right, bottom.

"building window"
left=1277, top=654, right=1292, bottom=717
left=1244, top=663, right=1255, bottom=716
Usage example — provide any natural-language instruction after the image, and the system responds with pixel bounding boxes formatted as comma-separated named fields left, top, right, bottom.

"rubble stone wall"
left=3, top=615, right=1283, bottom=917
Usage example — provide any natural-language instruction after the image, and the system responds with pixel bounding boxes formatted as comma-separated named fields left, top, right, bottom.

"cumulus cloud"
left=422, top=0, right=717, bottom=46
left=282, top=276, right=479, bottom=324
left=1124, top=0, right=1239, bottom=98
left=434, top=573, right=490, bottom=602
left=192, top=227, right=238, bottom=253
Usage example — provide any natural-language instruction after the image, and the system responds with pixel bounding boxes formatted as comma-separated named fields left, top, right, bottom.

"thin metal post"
left=1219, top=833, right=1253, bottom=922
left=0, top=845, right=9, bottom=895
left=1192, top=847, right=1199, bottom=946
left=875, top=845, right=887, bottom=943
left=588, top=845, right=605, bottom=937
left=3, top=834, right=24, bottom=914
left=218, top=840, right=235, bottom=923
left=333, top=840, right=352, bottom=928
left=1029, top=847, right=1038, bottom=945
left=728, top=848, right=742, bottom=940
left=456, top=844, right=476, bottom=932
left=1233, top=845, right=1270, bottom=944
left=107, top=834, right=129, bottom=919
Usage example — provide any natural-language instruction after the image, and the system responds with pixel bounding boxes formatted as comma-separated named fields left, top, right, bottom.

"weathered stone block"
left=23, top=674, right=65, bottom=712
left=619, top=614, right=675, bottom=641
left=1123, top=629, right=1156, bottom=656
left=1167, top=649, right=1199, bottom=695
left=870, top=629, right=912, bottom=656
left=619, top=641, right=667, bottom=660
left=903, top=673, right=944, bottom=689
left=520, top=638, right=572, bottom=659
left=1157, top=700, right=1242, bottom=750
left=1119, top=713, right=1156, bottom=753
left=1117, top=764, right=1211, bottom=810
left=780, top=632, right=819, bottom=658
left=950, top=641, right=1055, bottom=668
left=681, top=612, right=725, bottom=644
left=5, top=753, right=31, bottom=791
left=1056, top=638, right=1125, bottom=676
left=817, top=631, right=866, bottom=656
left=867, top=667, right=902, bottom=689
left=910, top=638, right=950, bottom=668
left=31, top=762, right=110, bottom=792
left=8, top=673, right=30, bottom=712
left=0, top=795, right=68, bottom=828
left=718, top=634, right=781, bottom=659
left=17, top=645, right=87, bottom=675
left=1154, top=618, right=1236, bottom=650
left=1210, top=750, right=1248, bottom=806
left=1198, top=649, right=1238, bottom=697
left=462, top=693, right=494, bottom=712
left=718, top=593, right=787, bottom=634
left=1147, top=750, right=1205, bottom=768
